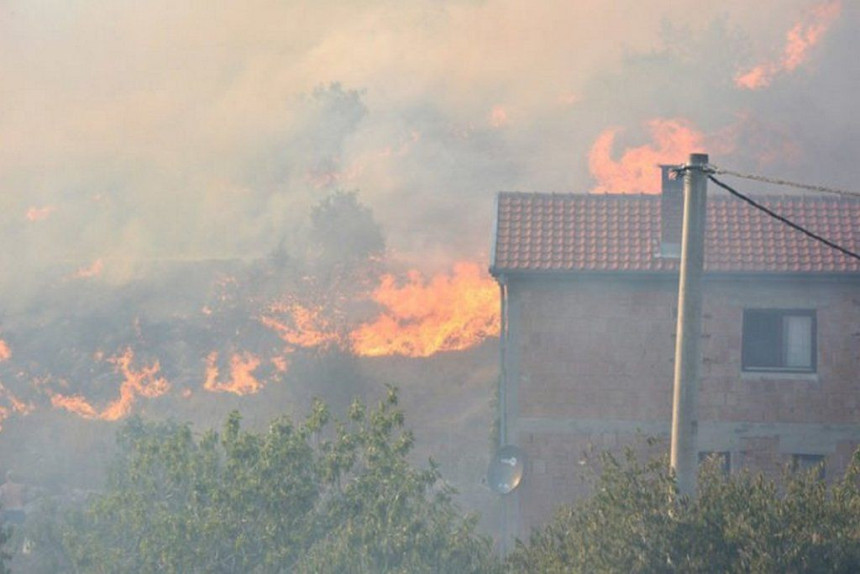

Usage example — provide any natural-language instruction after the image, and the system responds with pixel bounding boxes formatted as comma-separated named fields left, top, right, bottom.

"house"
left=488, top=166, right=860, bottom=537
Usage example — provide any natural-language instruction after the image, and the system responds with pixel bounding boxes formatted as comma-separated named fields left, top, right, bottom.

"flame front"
left=735, top=0, right=841, bottom=90
left=29, top=261, right=503, bottom=427
left=259, top=303, right=341, bottom=350
left=588, top=119, right=705, bottom=194
left=349, top=262, right=500, bottom=358
left=49, top=347, right=170, bottom=421
left=203, top=351, right=263, bottom=395
left=49, top=393, right=99, bottom=419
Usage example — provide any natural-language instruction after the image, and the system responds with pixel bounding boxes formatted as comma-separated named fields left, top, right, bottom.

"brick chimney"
left=659, top=164, right=683, bottom=258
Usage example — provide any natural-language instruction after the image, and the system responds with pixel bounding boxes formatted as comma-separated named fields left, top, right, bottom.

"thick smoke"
left=4, top=0, right=856, bottom=294
left=1, top=2, right=856, bottom=553
left=0, top=3, right=853, bottom=370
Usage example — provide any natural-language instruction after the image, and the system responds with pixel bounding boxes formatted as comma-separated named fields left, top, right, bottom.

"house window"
left=742, top=309, right=816, bottom=372
left=792, top=454, right=825, bottom=479
left=699, top=451, right=730, bottom=475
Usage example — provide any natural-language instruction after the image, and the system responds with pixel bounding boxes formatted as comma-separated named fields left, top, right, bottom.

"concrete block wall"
left=503, top=274, right=860, bottom=535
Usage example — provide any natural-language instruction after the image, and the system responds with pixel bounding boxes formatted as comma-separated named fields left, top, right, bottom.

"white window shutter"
left=784, top=315, right=812, bottom=368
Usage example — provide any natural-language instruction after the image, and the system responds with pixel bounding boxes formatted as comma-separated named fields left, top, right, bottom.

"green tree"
left=0, top=518, right=9, bottom=574
left=50, top=388, right=496, bottom=573
left=507, top=448, right=860, bottom=573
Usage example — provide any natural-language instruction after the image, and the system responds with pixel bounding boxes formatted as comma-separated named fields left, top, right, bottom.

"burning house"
left=489, top=167, right=860, bottom=535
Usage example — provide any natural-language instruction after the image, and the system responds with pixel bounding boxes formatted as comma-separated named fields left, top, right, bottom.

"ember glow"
left=349, top=262, right=500, bottom=358
left=203, top=351, right=264, bottom=396
left=50, top=348, right=170, bottom=421
left=0, top=382, right=34, bottom=430
left=271, top=356, right=290, bottom=373
left=588, top=119, right=705, bottom=194
left=0, top=340, right=10, bottom=362
left=490, top=105, right=510, bottom=128
left=735, top=0, right=841, bottom=90
left=26, top=205, right=56, bottom=222
left=71, top=259, right=104, bottom=280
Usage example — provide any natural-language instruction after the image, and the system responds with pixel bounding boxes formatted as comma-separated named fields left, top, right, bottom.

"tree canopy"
left=22, top=399, right=860, bottom=572
left=0, top=523, right=8, bottom=574
left=507, top=447, right=860, bottom=573
left=46, top=388, right=495, bottom=573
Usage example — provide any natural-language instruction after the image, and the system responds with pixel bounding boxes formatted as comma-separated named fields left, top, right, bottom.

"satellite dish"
left=488, top=445, right=525, bottom=494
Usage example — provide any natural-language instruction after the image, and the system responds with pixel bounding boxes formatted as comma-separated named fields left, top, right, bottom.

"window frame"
left=698, top=451, right=731, bottom=475
left=791, top=453, right=825, bottom=480
left=741, top=308, right=817, bottom=374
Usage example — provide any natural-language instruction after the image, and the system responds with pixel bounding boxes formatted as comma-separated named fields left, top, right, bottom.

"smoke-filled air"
left=0, top=0, right=857, bottom=566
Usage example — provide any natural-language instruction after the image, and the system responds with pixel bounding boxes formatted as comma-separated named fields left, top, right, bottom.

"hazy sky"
left=2, top=0, right=856, bottom=288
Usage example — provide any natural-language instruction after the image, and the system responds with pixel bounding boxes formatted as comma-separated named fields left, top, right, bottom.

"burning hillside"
left=0, top=244, right=499, bottom=431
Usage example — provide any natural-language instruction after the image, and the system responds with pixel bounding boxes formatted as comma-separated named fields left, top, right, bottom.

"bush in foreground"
left=45, top=388, right=496, bottom=573
left=507, top=448, right=860, bottom=573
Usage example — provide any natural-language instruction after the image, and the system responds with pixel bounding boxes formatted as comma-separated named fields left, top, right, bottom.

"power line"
left=711, top=167, right=860, bottom=199
left=708, top=175, right=860, bottom=263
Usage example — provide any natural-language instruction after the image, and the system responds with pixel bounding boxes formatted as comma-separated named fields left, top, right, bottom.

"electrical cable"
left=708, top=175, right=860, bottom=263
left=711, top=167, right=860, bottom=199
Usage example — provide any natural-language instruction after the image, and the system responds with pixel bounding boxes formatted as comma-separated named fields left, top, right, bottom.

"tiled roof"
left=490, top=192, right=860, bottom=274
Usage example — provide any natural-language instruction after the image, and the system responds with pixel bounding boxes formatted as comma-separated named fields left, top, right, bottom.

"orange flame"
left=588, top=119, right=705, bottom=194
left=349, top=262, right=500, bottom=358
left=490, top=105, right=509, bottom=128
left=259, top=264, right=501, bottom=359
left=736, top=0, right=841, bottom=90
left=26, top=205, right=56, bottom=222
left=271, top=356, right=290, bottom=373
left=0, top=381, right=34, bottom=430
left=6, top=394, right=33, bottom=416
left=49, top=393, right=99, bottom=419
left=259, top=303, right=341, bottom=350
left=71, top=258, right=104, bottom=280
left=203, top=351, right=263, bottom=395
left=0, top=340, right=10, bottom=362
left=50, top=348, right=169, bottom=421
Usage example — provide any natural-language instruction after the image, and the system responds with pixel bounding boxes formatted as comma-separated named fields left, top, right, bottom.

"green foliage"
left=507, top=449, right=860, bottom=573
left=51, top=388, right=495, bottom=573
left=0, top=517, right=9, bottom=574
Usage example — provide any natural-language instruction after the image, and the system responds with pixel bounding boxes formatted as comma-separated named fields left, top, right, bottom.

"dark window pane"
left=742, top=311, right=782, bottom=368
left=699, top=451, right=730, bottom=475
left=742, top=309, right=816, bottom=372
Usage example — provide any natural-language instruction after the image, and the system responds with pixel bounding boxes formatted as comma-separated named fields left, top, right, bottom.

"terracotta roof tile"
left=491, top=192, right=860, bottom=275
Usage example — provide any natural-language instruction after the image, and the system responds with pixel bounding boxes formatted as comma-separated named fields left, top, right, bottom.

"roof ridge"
left=497, top=190, right=860, bottom=202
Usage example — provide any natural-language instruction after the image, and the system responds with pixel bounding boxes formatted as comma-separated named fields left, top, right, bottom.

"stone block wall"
left=502, top=274, right=860, bottom=535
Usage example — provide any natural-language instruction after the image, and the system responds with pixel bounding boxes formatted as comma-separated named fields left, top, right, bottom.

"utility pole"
left=670, top=152, right=709, bottom=497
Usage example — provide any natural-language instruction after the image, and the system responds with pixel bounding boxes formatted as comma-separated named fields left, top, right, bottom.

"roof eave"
left=489, top=268, right=860, bottom=282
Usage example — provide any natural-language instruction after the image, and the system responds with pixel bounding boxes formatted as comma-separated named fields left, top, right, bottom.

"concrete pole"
left=670, top=153, right=709, bottom=497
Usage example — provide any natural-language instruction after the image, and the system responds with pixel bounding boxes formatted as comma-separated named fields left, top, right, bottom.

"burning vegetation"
left=0, top=191, right=500, bottom=430
left=735, top=0, right=841, bottom=90
left=588, top=119, right=706, bottom=194
left=350, top=263, right=500, bottom=358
